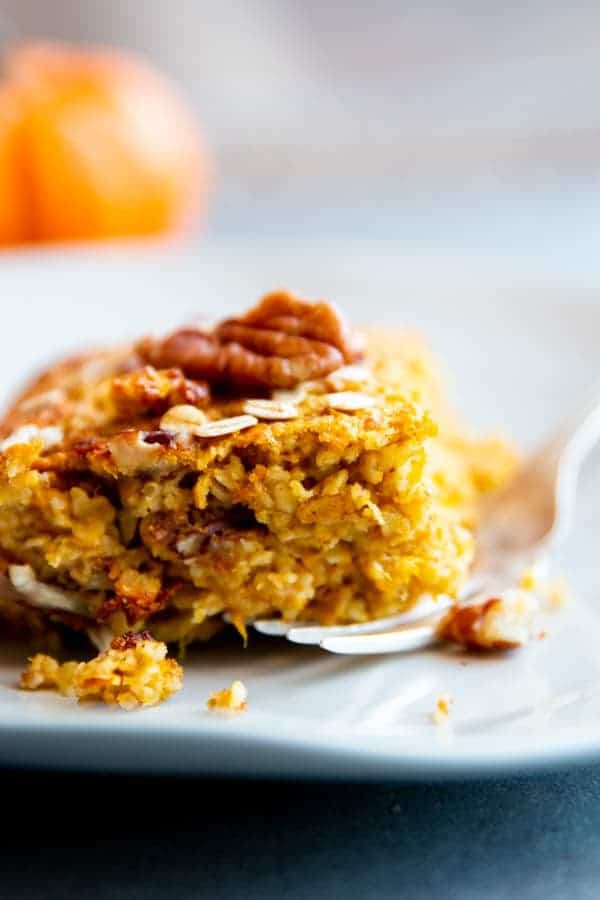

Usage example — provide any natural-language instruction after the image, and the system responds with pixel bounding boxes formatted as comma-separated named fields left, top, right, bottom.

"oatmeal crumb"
left=19, top=635, right=182, bottom=710
left=432, top=693, right=453, bottom=725
left=539, top=577, right=572, bottom=611
left=207, top=679, right=248, bottom=713
left=518, top=567, right=572, bottom=611
left=519, top=567, right=538, bottom=591
left=19, top=653, right=77, bottom=695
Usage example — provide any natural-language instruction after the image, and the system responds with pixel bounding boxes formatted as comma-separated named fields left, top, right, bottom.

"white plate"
left=1, top=241, right=600, bottom=779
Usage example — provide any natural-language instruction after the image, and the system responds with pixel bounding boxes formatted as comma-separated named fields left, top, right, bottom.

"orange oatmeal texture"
left=0, top=291, right=517, bottom=648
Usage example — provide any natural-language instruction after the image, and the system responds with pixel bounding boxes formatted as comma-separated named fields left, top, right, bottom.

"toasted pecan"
left=137, top=291, right=366, bottom=389
left=437, top=598, right=521, bottom=651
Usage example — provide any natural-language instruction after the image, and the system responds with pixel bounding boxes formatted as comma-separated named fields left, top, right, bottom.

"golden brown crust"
left=0, top=347, right=140, bottom=436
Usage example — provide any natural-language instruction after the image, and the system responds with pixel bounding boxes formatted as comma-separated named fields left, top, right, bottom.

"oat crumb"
left=519, top=567, right=538, bottom=591
left=19, top=633, right=183, bottom=710
left=432, top=693, right=453, bottom=725
left=19, top=653, right=77, bottom=696
left=539, top=577, right=573, bottom=611
left=207, top=679, right=248, bottom=713
left=519, top=567, right=572, bottom=611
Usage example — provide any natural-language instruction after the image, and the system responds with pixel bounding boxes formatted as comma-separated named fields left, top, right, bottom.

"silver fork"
left=251, top=385, right=600, bottom=654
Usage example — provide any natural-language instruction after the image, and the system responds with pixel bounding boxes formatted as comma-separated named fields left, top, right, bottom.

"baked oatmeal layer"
left=0, top=292, right=516, bottom=646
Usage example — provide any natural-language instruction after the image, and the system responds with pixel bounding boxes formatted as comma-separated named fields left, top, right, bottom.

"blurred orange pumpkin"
left=0, top=42, right=207, bottom=245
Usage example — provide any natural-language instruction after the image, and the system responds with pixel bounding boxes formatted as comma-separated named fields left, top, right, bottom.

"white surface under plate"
left=1, top=241, right=600, bottom=779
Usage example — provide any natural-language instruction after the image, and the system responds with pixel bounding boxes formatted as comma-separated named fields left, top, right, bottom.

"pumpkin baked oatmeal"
left=0, top=291, right=516, bottom=649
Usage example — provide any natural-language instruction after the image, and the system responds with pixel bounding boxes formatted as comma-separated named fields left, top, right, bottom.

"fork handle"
left=544, top=380, right=600, bottom=466
left=542, top=380, right=600, bottom=547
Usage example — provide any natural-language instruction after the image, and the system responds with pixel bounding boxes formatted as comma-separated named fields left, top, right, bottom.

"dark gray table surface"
left=4, top=764, right=600, bottom=900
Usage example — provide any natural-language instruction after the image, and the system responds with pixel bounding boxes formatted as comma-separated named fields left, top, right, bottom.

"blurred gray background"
left=3, top=0, right=599, bottom=275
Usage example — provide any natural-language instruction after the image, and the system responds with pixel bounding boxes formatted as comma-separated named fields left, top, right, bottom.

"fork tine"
left=252, top=619, right=314, bottom=636
left=320, top=616, right=442, bottom=655
left=285, top=596, right=453, bottom=645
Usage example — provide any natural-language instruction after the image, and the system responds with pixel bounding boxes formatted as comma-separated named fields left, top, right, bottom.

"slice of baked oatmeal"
left=0, top=291, right=516, bottom=647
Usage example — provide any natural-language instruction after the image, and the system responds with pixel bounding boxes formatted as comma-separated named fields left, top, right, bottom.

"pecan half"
left=137, top=291, right=366, bottom=389
left=111, top=366, right=209, bottom=418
